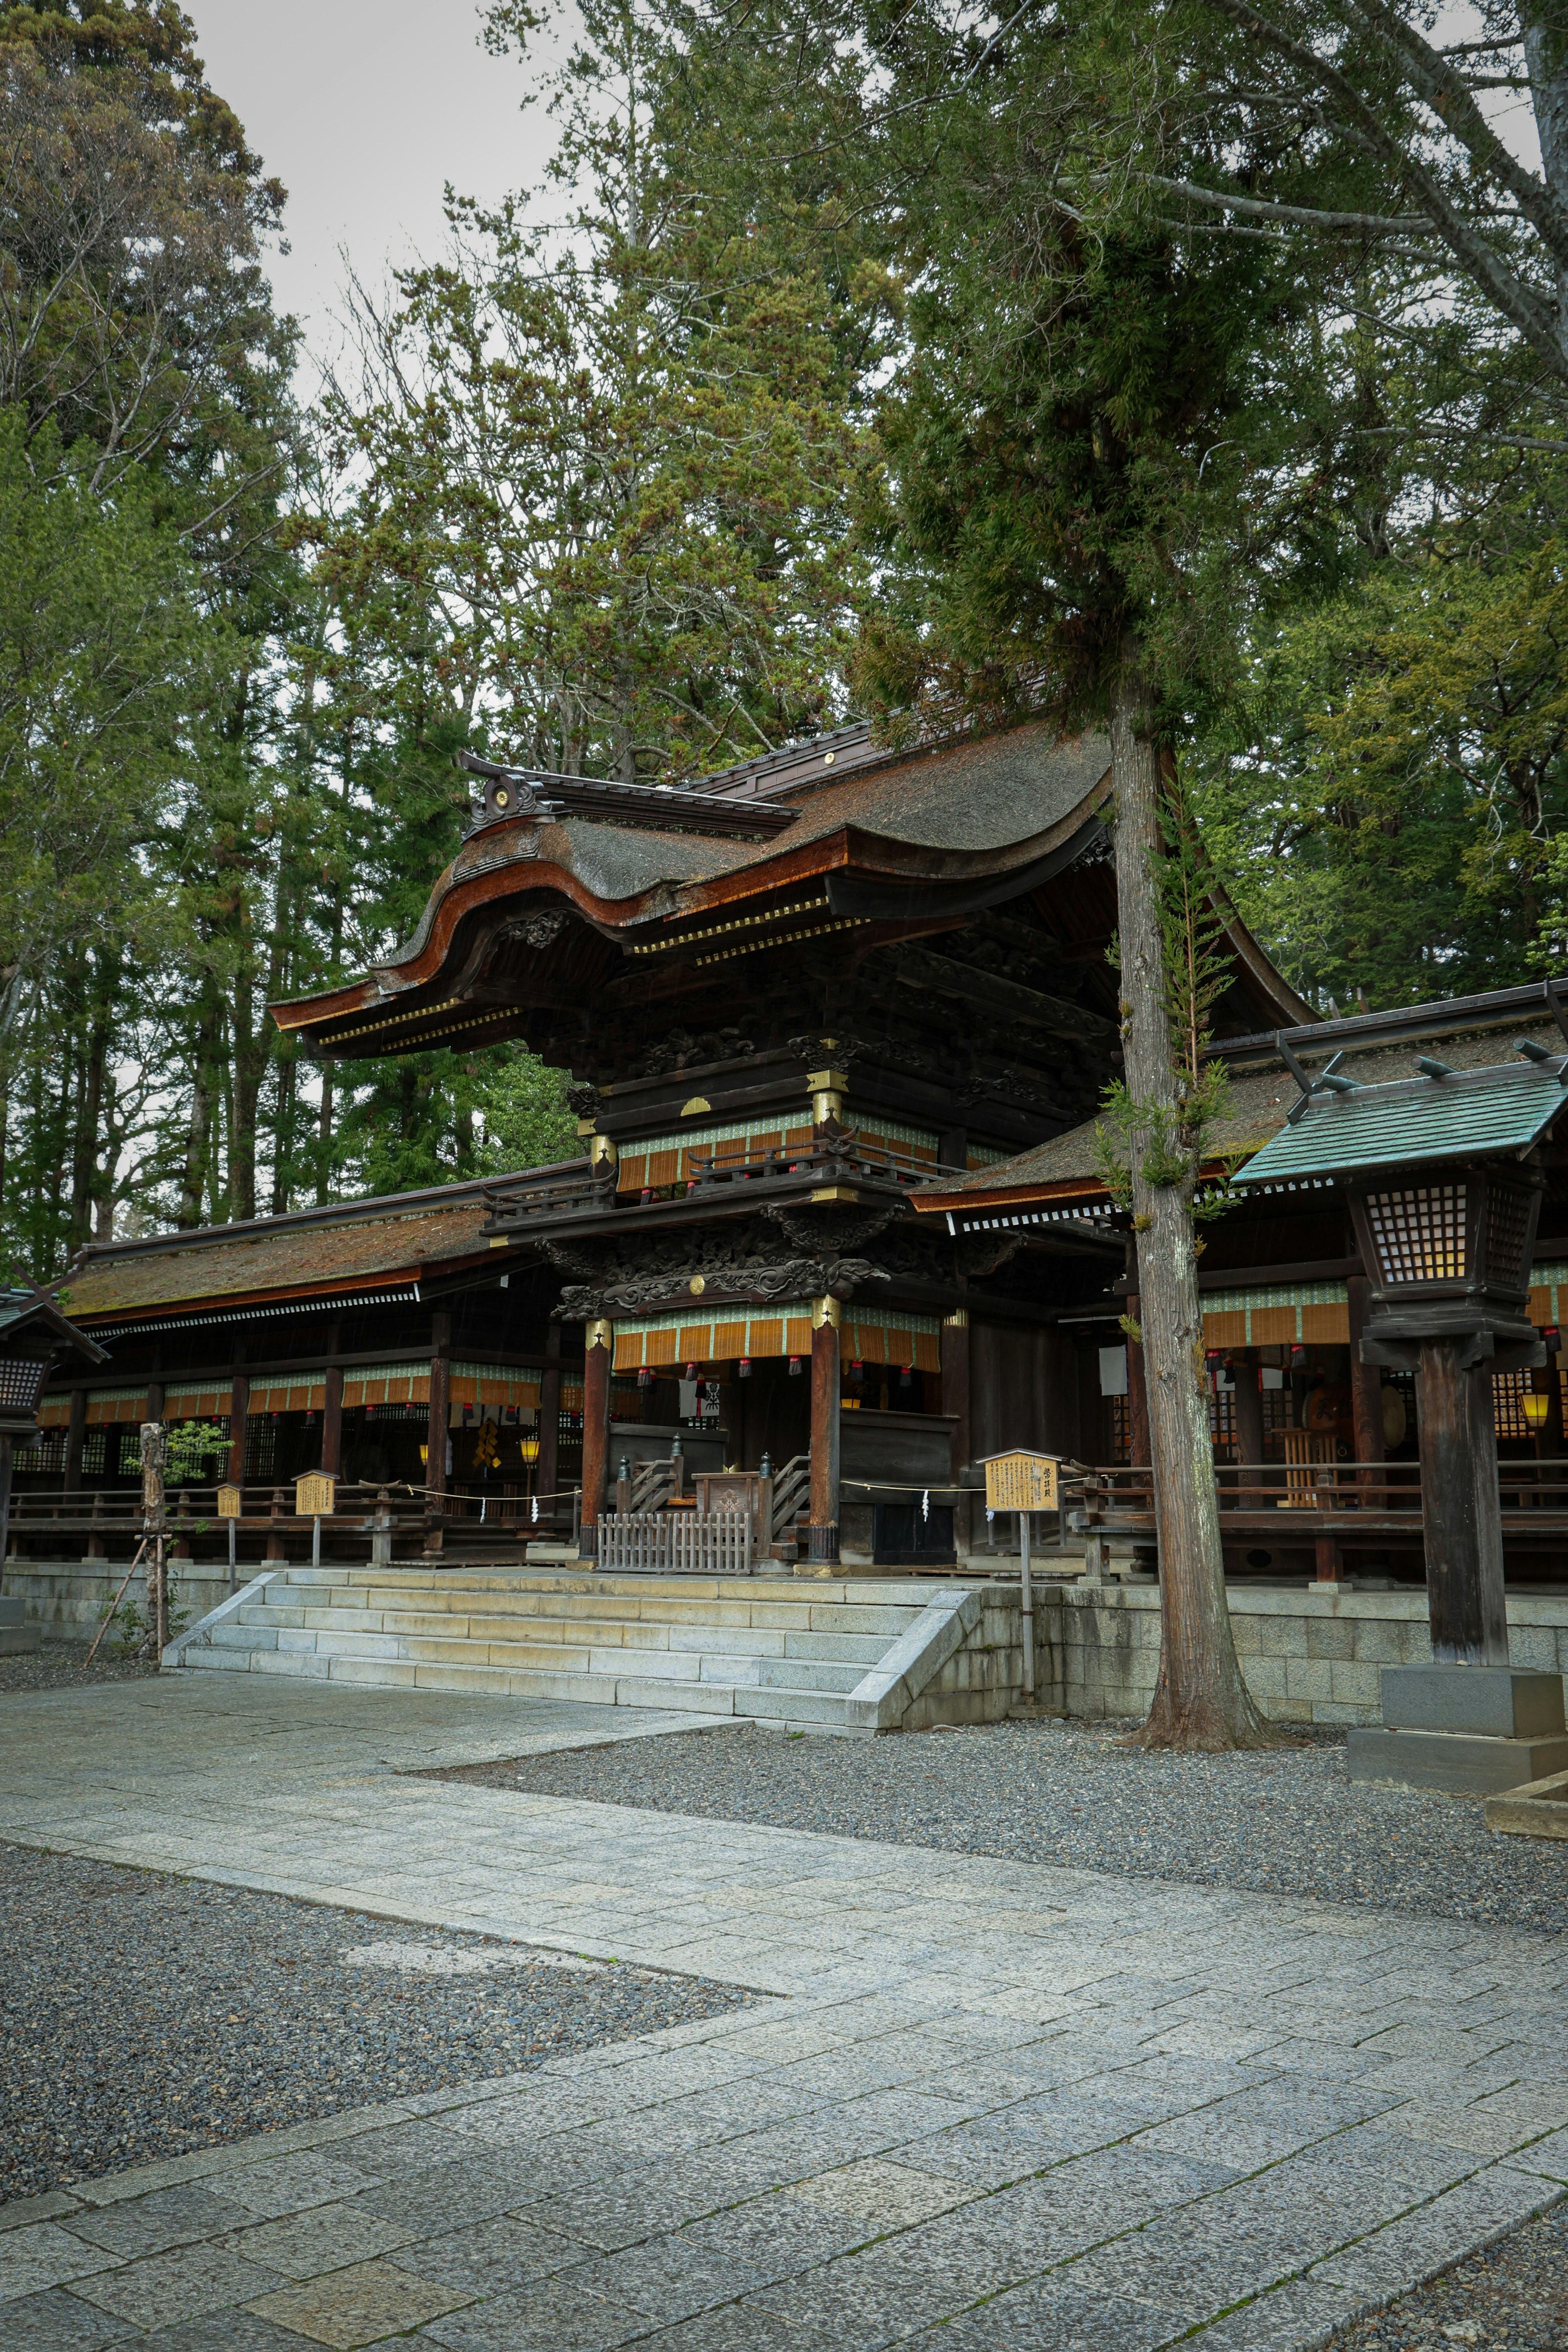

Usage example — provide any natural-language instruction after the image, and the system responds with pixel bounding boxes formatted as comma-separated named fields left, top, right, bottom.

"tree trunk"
left=1525, top=11, right=1568, bottom=357
left=1110, top=656, right=1277, bottom=1749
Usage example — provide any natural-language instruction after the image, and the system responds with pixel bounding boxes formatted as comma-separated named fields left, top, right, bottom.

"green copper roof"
left=1237, top=1056, right=1568, bottom=1185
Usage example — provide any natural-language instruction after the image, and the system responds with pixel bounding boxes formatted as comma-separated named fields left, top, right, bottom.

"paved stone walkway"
left=1, top=1677, right=1565, bottom=2350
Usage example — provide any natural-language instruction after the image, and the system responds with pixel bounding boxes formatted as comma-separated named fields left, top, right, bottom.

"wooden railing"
left=597, top=1510, right=754, bottom=1575
left=1073, top=1457, right=1568, bottom=1525
left=769, top=1454, right=811, bottom=1544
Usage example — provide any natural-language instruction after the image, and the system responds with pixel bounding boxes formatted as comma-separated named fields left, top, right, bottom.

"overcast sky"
left=189, top=0, right=561, bottom=355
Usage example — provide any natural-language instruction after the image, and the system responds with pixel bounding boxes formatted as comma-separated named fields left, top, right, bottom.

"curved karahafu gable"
left=272, top=718, right=1314, bottom=1076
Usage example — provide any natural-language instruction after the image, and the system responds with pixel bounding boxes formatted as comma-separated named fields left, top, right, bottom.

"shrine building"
left=14, top=717, right=1568, bottom=1604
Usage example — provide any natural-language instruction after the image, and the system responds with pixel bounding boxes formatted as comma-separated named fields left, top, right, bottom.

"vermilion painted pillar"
left=808, top=1299, right=841, bottom=1566
left=579, top=1319, right=612, bottom=1560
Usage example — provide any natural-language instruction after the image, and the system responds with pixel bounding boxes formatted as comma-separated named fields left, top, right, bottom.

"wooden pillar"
left=1414, top=1337, right=1510, bottom=1666
left=941, top=1309, right=971, bottom=1555
left=425, top=1312, right=450, bottom=1556
left=1126, top=1292, right=1151, bottom=1469
left=538, top=1323, right=561, bottom=1521
left=1348, top=1275, right=1384, bottom=1504
left=808, top=1297, right=841, bottom=1566
left=321, top=1364, right=343, bottom=1477
left=145, top=1377, right=164, bottom=1423
left=579, top=1318, right=612, bottom=1560
left=1231, top=1355, right=1264, bottom=1505
left=227, top=1370, right=249, bottom=1488
left=63, top=1386, right=87, bottom=1494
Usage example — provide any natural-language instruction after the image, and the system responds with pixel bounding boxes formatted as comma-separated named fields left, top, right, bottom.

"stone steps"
left=173, top=1565, right=983, bottom=1733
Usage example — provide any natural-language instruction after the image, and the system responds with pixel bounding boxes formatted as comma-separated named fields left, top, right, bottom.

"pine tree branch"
left=1197, top=0, right=1568, bottom=379
left=1136, top=171, right=1433, bottom=235
left=1336, top=0, right=1568, bottom=270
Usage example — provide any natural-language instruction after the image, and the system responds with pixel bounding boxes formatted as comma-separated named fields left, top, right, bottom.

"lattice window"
left=1365, top=1185, right=1467, bottom=1283
left=1494, top=1368, right=1537, bottom=1441
left=1209, top=1385, right=1237, bottom=1456
left=1109, top=1394, right=1130, bottom=1463
left=243, top=1419, right=275, bottom=1482
left=19, top=1429, right=65, bottom=1475
left=0, top=1358, right=47, bottom=1410
left=1485, top=1183, right=1533, bottom=1291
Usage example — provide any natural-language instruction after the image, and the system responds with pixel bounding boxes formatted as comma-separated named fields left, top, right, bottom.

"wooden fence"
left=597, top=1510, right=754, bottom=1575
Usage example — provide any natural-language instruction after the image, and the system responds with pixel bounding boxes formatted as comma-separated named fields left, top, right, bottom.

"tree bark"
left=1110, top=656, right=1277, bottom=1749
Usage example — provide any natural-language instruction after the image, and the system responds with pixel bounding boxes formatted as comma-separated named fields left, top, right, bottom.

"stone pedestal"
left=1348, top=1664, right=1568, bottom=1793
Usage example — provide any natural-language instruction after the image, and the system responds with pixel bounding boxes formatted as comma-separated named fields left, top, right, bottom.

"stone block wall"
left=2, top=1559, right=235, bottom=1642
left=904, top=1589, right=1027, bottom=1728
left=1034, top=1583, right=1568, bottom=1726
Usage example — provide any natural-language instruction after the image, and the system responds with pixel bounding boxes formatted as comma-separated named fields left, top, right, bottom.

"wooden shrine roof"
left=912, top=1007, right=1568, bottom=1218
left=272, top=717, right=1316, bottom=1058
left=55, top=1175, right=555, bottom=1328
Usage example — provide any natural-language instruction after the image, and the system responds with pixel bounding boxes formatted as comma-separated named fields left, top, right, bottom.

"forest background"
left=5, top=0, right=1568, bottom=1280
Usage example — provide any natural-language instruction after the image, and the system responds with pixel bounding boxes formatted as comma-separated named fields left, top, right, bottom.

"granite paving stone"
left=67, top=2239, right=286, bottom=2330
left=417, top=2266, right=653, bottom=2351
left=220, top=2199, right=421, bottom=2278
left=247, top=2254, right=476, bottom=2346
left=0, top=2220, right=124, bottom=2303
left=0, top=2287, right=138, bottom=2348
left=4, top=1674, right=1568, bottom=2352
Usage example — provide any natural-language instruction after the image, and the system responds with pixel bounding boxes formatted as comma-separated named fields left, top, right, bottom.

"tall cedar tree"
left=668, top=0, right=1327, bottom=1744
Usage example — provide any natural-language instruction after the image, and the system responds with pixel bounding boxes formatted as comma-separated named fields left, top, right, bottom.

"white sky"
left=188, top=0, right=561, bottom=352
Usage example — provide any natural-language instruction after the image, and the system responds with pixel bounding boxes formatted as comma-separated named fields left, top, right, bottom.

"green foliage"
left=477, top=1051, right=579, bottom=1174
left=1189, top=540, right=1568, bottom=1008
left=163, top=1420, right=227, bottom=1483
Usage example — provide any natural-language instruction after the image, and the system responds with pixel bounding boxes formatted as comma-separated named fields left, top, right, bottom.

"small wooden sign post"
left=217, top=1481, right=242, bottom=1590
left=295, top=1472, right=336, bottom=1569
left=982, top=1452, right=1060, bottom=1701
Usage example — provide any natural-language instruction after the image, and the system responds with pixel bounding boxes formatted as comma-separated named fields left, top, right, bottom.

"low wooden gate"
left=596, top=1510, right=753, bottom=1575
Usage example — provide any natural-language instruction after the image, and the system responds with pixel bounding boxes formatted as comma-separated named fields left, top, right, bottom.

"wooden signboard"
left=295, top=1472, right=337, bottom=1519
left=216, top=1483, right=243, bottom=1519
left=983, top=1450, right=1059, bottom=1513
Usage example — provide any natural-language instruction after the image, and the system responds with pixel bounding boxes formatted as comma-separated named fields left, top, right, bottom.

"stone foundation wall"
left=2, top=1559, right=236, bottom=1642
left=1035, top=1583, right=1568, bottom=1726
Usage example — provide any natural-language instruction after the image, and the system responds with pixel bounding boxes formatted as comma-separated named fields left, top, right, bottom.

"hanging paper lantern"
left=788, top=1356, right=802, bottom=1377
left=738, top=1357, right=752, bottom=1379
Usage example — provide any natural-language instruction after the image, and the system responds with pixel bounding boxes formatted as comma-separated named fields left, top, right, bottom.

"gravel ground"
left=0, top=1843, right=755, bottom=2203
left=0, top=1639, right=156, bottom=1694
left=1325, top=2200, right=1568, bottom=2350
left=435, top=1714, right=1568, bottom=1935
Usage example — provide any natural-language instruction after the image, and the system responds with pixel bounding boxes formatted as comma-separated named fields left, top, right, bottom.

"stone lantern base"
left=1348, top=1665, right=1568, bottom=1794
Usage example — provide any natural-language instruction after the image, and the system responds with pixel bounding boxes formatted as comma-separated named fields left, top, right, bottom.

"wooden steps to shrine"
left=171, top=1565, right=968, bottom=1734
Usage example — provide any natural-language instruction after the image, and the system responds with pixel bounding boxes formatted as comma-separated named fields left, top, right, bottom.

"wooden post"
left=1414, top=1338, right=1510, bottom=1666
left=227, top=1369, right=249, bottom=1490
left=63, top=1386, right=87, bottom=1495
left=321, top=1363, right=343, bottom=1477
left=425, top=1312, right=450, bottom=1557
left=0, top=1434, right=13, bottom=1567
left=538, top=1323, right=561, bottom=1521
left=808, top=1297, right=841, bottom=1566
left=941, top=1309, right=971, bottom=1556
left=579, top=1319, right=612, bottom=1560
left=1347, top=1275, right=1384, bottom=1506
left=1126, top=1291, right=1151, bottom=1471
left=1231, top=1356, right=1264, bottom=1510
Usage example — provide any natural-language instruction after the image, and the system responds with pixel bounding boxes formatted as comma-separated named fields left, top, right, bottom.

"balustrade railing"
left=597, top=1510, right=754, bottom=1575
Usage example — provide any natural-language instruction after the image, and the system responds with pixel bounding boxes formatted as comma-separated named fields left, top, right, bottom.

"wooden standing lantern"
left=1240, top=1040, right=1568, bottom=1788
